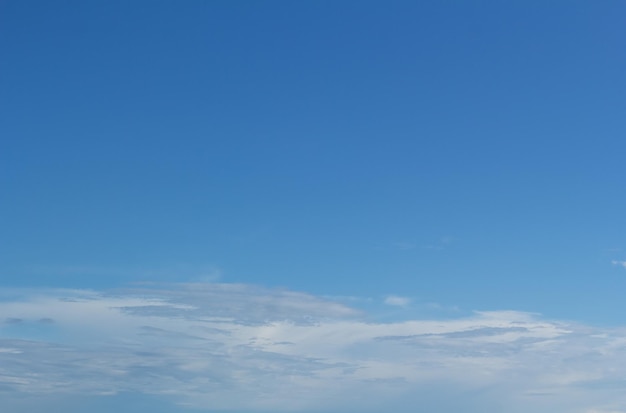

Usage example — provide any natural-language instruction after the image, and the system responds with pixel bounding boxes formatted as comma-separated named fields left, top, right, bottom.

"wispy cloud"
left=387, top=236, right=454, bottom=252
left=383, top=295, right=411, bottom=307
left=423, top=236, right=454, bottom=250
left=585, top=409, right=626, bottom=413
left=392, top=242, right=417, bottom=251
left=1, top=283, right=626, bottom=412
left=611, top=260, right=626, bottom=269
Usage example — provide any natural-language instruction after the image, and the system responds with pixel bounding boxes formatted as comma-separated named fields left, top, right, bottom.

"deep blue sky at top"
left=1, top=1, right=626, bottom=323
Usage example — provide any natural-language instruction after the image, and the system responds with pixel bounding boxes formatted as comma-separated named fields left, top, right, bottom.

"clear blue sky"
left=2, top=2, right=626, bottom=412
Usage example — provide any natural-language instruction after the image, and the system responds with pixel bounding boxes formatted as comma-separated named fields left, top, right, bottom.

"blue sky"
left=2, top=1, right=626, bottom=412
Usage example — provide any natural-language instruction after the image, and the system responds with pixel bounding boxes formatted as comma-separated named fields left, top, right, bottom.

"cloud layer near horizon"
left=1, top=283, right=626, bottom=413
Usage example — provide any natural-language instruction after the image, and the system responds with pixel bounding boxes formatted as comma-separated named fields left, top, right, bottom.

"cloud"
left=384, top=295, right=411, bottom=307
left=422, top=236, right=454, bottom=250
left=611, top=260, right=626, bottom=269
left=1, top=283, right=626, bottom=412
left=585, top=410, right=626, bottom=413
left=392, top=242, right=417, bottom=251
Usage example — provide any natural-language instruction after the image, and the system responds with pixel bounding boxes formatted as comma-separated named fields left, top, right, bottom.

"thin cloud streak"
left=383, top=295, right=411, bottom=307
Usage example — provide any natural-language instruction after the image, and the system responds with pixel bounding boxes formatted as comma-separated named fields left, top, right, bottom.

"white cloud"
left=611, top=260, right=626, bottom=269
left=383, top=295, right=411, bottom=307
left=585, top=409, right=626, bottom=413
left=1, top=283, right=626, bottom=412
left=393, top=242, right=417, bottom=251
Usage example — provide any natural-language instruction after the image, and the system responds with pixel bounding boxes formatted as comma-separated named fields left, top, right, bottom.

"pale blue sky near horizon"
left=2, top=2, right=626, bottom=412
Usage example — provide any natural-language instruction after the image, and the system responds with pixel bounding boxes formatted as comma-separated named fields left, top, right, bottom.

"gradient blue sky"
left=2, top=1, right=626, bottom=412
